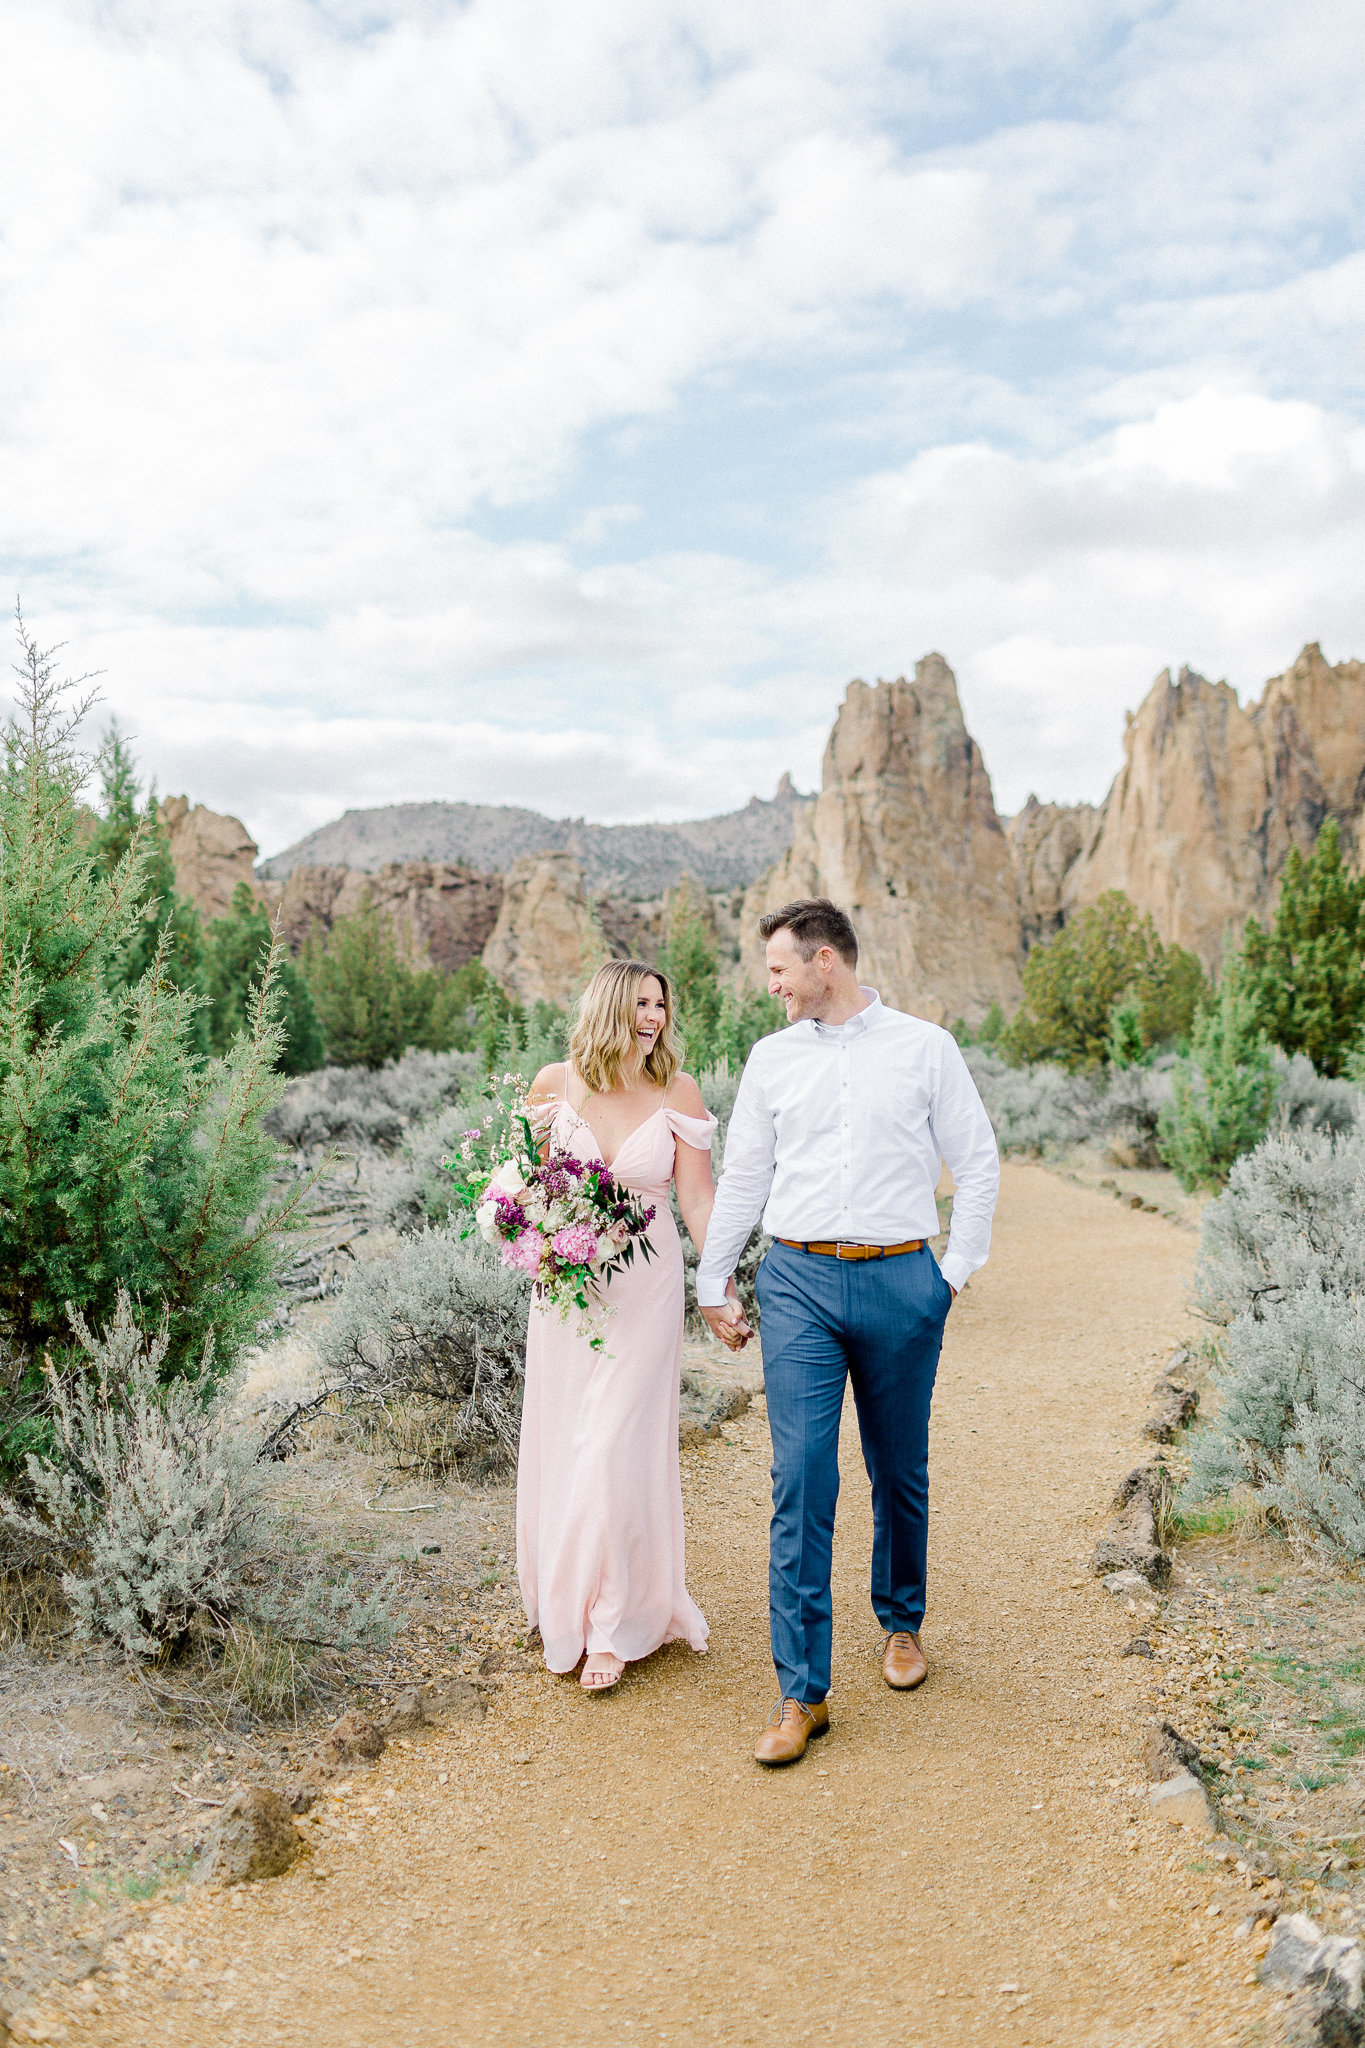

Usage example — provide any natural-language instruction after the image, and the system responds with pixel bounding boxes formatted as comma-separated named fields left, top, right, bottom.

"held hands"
left=700, top=1278, right=753, bottom=1353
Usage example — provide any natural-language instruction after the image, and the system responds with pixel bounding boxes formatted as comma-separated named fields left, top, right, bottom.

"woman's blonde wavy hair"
left=569, top=959, right=683, bottom=1097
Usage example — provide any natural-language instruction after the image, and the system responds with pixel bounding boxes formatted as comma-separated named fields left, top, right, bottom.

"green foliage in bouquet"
left=0, top=619, right=303, bottom=1476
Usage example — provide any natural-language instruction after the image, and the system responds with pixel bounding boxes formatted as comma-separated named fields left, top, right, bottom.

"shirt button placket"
left=841, top=1042, right=852, bottom=1229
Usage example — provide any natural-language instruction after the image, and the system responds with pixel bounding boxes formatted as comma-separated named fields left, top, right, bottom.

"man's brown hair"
left=757, top=898, right=859, bottom=965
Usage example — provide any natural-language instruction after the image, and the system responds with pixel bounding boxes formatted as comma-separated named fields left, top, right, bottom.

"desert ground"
left=17, top=1159, right=1299, bottom=2048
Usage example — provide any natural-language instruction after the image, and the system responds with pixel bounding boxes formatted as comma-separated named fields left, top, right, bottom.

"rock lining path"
left=82, top=1164, right=1265, bottom=2047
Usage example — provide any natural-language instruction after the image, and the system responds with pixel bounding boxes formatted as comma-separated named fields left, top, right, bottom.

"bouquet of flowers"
left=445, top=1078, right=656, bottom=1347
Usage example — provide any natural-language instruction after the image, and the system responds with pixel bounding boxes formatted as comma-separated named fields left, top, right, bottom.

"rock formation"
left=1006, top=797, right=1098, bottom=949
left=161, top=639, right=1365, bottom=1022
left=1027, top=644, right=1365, bottom=969
left=743, top=656, right=1024, bottom=1025
left=158, top=795, right=260, bottom=924
left=479, top=854, right=606, bottom=1008
left=258, top=861, right=503, bottom=973
left=258, top=780, right=811, bottom=898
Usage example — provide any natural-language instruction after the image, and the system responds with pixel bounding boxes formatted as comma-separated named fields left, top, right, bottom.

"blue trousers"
left=755, top=1240, right=951, bottom=1704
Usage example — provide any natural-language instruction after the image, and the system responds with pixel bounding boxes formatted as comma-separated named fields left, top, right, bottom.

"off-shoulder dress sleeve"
left=663, top=1106, right=719, bottom=1152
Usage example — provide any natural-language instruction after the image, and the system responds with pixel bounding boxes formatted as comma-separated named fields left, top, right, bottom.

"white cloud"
left=0, top=0, right=1363, bottom=859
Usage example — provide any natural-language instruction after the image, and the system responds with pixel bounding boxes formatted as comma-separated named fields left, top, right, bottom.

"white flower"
left=475, top=1200, right=500, bottom=1245
left=490, top=1158, right=528, bottom=1198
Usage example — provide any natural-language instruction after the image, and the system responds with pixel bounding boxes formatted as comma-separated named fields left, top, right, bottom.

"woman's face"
left=634, top=976, right=667, bottom=1062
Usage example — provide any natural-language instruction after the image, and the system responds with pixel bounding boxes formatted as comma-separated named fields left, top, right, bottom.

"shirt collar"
left=811, top=988, right=883, bottom=1038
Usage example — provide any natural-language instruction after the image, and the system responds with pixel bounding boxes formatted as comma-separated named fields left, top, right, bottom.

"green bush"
left=1157, top=966, right=1275, bottom=1191
left=657, top=880, right=784, bottom=1072
left=1004, top=890, right=1205, bottom=1071
left=1242, top=818, right=1365, bottom=1078
left=0, top=622, right=299, bottom=1473
left=302, top=895, right=478, bottom=1067
left=87, top=729, right=211, bottom=1056
left=205, top=883, right=325, bottom=1075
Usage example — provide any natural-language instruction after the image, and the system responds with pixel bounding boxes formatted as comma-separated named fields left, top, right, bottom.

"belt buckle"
left=835, top=1242, right=862, bottom=1261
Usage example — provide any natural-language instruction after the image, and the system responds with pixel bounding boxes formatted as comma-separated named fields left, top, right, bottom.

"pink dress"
left=515, top=1088, right=716, bottom=1673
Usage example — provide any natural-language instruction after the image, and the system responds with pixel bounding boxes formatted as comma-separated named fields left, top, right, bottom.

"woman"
left=517, top=958, right=742, bottom=1691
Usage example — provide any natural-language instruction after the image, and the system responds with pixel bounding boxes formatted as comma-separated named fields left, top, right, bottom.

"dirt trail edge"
left=76, top=1163, right=1262, bottom=2048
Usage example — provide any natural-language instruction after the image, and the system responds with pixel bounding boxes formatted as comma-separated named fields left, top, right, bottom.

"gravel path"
left=73, top=1163, right=1268, bottom=2047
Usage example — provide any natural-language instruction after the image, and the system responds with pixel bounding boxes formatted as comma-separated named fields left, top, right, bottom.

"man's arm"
left=928, top=1037, right=1000, bottom=1296
left=694, top=1059, right=776, bottom=1312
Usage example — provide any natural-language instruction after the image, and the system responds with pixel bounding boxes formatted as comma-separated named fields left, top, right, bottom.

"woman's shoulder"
left=664, top=1070, right=708, bottom=1117
left=526, top=1061, right=568, bottom=1105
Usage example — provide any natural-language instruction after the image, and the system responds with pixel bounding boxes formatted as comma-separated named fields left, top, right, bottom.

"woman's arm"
left=668, top=1073, right=722, bottom=1270
left=525, top=1063, right=565, bottom=1162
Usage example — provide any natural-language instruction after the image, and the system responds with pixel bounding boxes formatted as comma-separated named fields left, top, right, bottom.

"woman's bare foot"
left=580, top=1653, right=625, bottom=1691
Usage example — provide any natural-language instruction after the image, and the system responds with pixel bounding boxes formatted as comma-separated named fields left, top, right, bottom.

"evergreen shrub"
left=1241, top=818, right=1365, bottom=1077
left=301, top=898, right=478, bottom=1067
left=1004, top=890, right=1205, bottom=1071
left=657, top=881, right=784, bottom=1072
left=0, top=622, right=298, bottom=1470
left=1157, top=966, right=1275, bottom=1190
left=89, top=728, right=211, bottom=1054
left=205, top=883, right=325, bottom=1075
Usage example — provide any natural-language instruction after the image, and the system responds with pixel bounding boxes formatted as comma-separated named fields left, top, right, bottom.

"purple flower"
left=493, top=1193, right=527, bottom=1233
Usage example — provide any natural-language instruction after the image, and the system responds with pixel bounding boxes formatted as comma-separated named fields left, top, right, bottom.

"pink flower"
left=551, top=1222, right=600, bottom=1264
left=501, top=1228, right=544, bottom=1278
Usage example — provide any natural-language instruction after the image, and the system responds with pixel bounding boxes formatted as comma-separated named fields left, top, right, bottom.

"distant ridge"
left=258, top=777, right=811, bottom=901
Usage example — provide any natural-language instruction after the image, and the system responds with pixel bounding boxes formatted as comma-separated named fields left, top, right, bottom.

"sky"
left=2, top=0, right=1364, bottom=859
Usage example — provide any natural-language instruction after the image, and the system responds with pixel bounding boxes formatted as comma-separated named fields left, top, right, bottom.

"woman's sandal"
left=580, top=1654, right=625, bottom=1692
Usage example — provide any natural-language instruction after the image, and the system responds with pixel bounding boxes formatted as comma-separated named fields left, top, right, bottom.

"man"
left=695, top=899, right=999, bottom=1766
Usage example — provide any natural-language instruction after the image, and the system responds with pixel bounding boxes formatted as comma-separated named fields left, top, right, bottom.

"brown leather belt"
left=777, top=1238, right=925, bottom=1261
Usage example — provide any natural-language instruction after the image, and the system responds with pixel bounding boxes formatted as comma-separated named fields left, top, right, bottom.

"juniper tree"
left=0, top=618, right=303, bottom=1474
left=1157, top=963, right=1275, bottom=1190
left=87, top=728, right=211, bottom=1055
left=1241, top=817, right=1365, bottom=1077
left=1004, top=890, right=1205, bottom=1071
left=205, top=882, right=325, bottom=1076
left=302, top=894, right=471, bottom=1067
left=656, top=878, right=783, bottom=1071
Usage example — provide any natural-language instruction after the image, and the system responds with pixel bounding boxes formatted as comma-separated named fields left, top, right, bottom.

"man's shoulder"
left=871, top=1004, right=955, bottom=1050
left=743, top=1022, right=805, bottom=1072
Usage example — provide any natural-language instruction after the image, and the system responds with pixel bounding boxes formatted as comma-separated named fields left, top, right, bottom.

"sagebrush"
left=0, top=1292, right=394, bottom=1662
left=317, top=1230, right=529, bottom=1466
left=1181, top=1125, right=1365, bottom=1559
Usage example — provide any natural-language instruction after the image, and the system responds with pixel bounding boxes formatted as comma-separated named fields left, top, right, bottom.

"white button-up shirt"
left=695, top=989, right=1000, bottom=1304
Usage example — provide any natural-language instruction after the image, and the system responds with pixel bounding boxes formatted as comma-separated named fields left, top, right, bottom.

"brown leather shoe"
left=754, top=1697, right=829, bottom=1766
left=883, top=1630, right=927, bottom=1690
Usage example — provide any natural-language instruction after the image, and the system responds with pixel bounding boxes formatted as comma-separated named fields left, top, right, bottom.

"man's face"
left=765, top=931, right=830, bottom=1021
